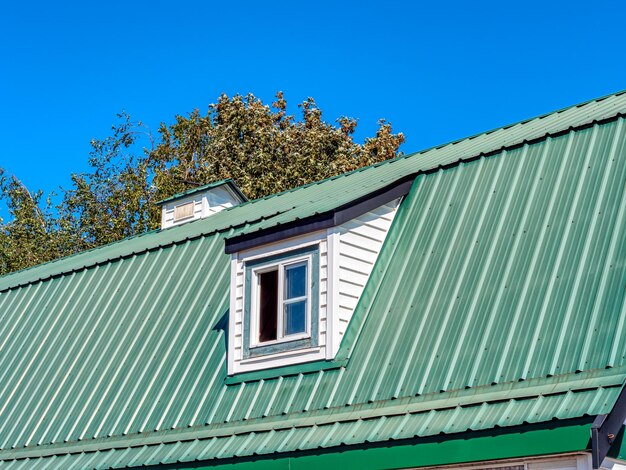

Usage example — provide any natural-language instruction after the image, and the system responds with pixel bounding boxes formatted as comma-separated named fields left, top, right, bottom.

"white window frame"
left=249, top=254, right=313, bottom=349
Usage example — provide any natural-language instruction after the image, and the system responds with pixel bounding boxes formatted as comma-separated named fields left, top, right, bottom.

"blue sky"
left=1, top=0, right=625, bottom=212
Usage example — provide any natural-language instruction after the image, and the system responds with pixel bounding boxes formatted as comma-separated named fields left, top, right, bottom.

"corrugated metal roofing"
left=336, top=117, right=626, bottom=399
left=0, top=385, right=618, bottom=469
left=0, top=91, right=625, bottom=468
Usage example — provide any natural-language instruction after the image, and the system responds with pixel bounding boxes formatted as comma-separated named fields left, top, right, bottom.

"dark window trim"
left=224, top=176, right=415, bottom=254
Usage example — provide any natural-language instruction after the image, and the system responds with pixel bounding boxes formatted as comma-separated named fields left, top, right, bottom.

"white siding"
left=331, top=198, right=400, bottom=353
left=602, top=463, right=626, bottom=470
left=421, top=454, right=592, bottom=470
left=205, top=186, right=240, bottom=215
left=161, top=195, right=204, bottom=228
left=161, top=185, right=243, bottom=229
left=527, top=458, right=580, bottom=469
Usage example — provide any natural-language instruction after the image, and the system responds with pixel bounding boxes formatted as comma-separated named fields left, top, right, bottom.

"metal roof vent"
left=156, top=179, right=247, bottom=229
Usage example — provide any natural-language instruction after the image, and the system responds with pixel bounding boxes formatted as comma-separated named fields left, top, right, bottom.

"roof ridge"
left=229, top=89, right=626, bottom=208
left=1, top=89, right=625, bottom=291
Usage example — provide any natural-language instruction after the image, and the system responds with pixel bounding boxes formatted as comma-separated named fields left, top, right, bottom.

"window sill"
left=225, top=358, right=348, bottom=385
left=248, top=332, right=310, bottom=349
left=246, top=336, right=313, bottom=359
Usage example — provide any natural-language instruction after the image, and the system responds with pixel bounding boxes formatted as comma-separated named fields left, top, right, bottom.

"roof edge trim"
left=2, top=368, right=622, bottom=462
left=155, top=178, right=248, bottom=205
left=151, top=420, right=594, bottom=470
left=0, top=418, right=594, bottom=466
left=224, top=176, right=415, bottom=254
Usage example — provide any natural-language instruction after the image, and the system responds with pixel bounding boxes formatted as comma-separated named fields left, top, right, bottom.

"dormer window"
left=244, top=246, right=319, bottom=359
left=257, top=261, right=307, bottom=341
left=227, top=197, right=403, bottom=376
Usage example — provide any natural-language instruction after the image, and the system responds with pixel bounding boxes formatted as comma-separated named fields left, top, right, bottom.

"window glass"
left=244, top=245, right=319, bottom=358
left=285, top=262, right=307, bottom=299
left=284, top=300, right=306, bottom=335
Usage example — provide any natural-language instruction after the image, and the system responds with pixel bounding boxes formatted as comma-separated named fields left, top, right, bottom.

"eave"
left=224, top=176, right=416, bottom=254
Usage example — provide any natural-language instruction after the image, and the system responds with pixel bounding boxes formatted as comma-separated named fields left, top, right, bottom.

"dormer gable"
left=224, top=180, right=412, bottom=376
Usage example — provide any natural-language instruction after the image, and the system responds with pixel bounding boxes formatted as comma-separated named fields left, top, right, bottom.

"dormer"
left=157, top=179, right=247, bottom=229
left=224, top=179, right=414, bottom=376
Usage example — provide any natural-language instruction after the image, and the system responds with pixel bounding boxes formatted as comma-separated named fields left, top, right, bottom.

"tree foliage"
left=0, top=92, right=404, bottom=275
left=61, top=112, right=155, bottom=248
left=0, top=172, right=71, bottom=273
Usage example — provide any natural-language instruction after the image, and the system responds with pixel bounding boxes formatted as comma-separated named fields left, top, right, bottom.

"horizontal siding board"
left=338, top=223, right=388, bottom=244
left=333, top=199, right=399, bottom=347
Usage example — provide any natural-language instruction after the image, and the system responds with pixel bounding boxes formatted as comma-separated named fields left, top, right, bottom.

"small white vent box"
left=157, top=179, right=247, bottom=229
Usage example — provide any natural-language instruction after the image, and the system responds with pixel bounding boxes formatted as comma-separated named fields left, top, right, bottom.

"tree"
left=0, top=171, right=72, bottom=273
left=59, top=111, right=156, bottom=248
left=150, top=93, right=404, bottom=201
left=0, top=92, right=404, bottom=275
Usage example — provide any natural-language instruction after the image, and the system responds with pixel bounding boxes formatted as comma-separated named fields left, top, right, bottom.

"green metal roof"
left=155, top=178, right=248, bottom=206
left=0, top=91, right=626, bottom=468
left=0, top=385, right=617, bottom=469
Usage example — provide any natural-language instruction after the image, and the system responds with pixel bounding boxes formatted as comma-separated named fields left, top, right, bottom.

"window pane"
left=258, top=270, right=278, bottom=342
left=285, top=263, right=307, bottom=299
left=284, top=300, right=306, bottom=336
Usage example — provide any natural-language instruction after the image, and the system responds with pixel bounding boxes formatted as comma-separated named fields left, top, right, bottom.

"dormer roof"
left=155, top=178, right=248, bottom=206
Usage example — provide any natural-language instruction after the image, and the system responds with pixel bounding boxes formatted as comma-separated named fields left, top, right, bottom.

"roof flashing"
left=224, top=176, right=415, bottom=254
